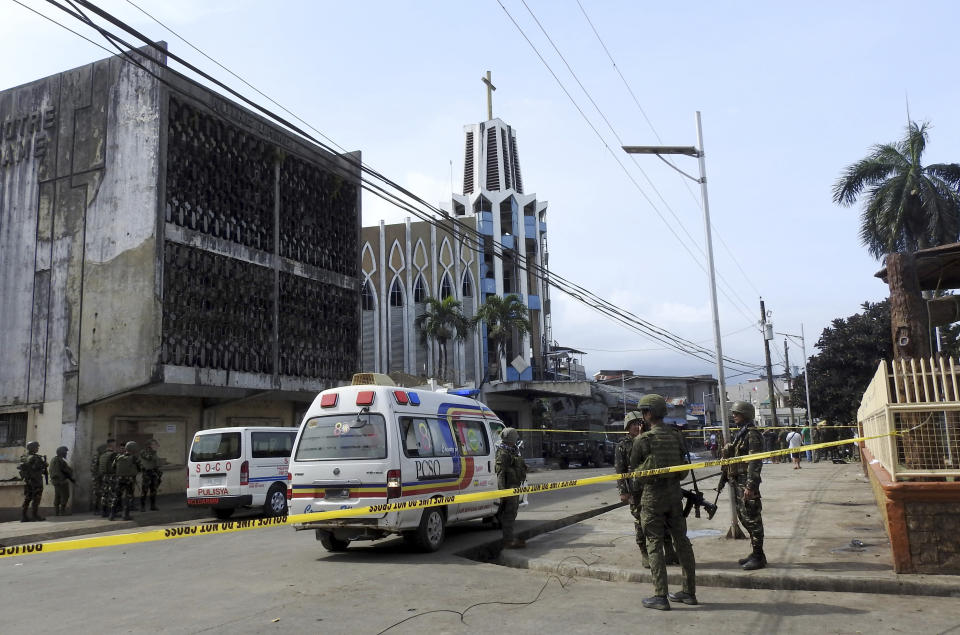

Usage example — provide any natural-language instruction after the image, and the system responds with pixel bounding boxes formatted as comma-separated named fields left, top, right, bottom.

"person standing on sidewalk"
left=630, top=394, right=697, bottom=610
left=110, top=441, right=142, bottom=521
left=801, top=423, right=813, bottom=462
left=616, top=411, right=650, bottom=567
left=90, top=443, right=107, bottom=512
left=724, top=401, right=767, bottom=570
left=786, top=428, right=803, bottom=469
left=495, top=427, right=527, bottom=549
left=49, top=446, right=76, bottom=515
left=98, top=439, right=118, bottom=517
left=18, top=441, right=48, bottom=522
left=139, top=439, right=163, bottom=511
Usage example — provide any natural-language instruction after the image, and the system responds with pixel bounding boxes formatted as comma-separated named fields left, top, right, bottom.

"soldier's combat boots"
left=668, top=591, right=698, bottom=606
left=150, top=495, right=158, bottom=511
left=737, top=553, right=752, bottom=565
left=642, top=596, right=670, bottom=611
left=741, top=548, right=767, bottom=570
left=31, top=505, right=45, bottom=522
left=20, top=504, right=31, bottom=523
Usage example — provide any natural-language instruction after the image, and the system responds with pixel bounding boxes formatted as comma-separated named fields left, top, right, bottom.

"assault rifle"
left=681, top=487, right=718, bottom=520
left=41, top=455, right=49, bottom=485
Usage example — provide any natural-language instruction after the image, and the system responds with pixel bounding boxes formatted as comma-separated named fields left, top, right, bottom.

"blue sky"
left=3, top=1, right=958, bottom=382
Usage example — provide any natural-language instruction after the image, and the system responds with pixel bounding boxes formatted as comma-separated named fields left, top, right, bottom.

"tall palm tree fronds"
left=833, top=121, right=960, bottom=260
left=473, top=294, right=532, bottom=380
left=414, top=296, right=472, bottom=382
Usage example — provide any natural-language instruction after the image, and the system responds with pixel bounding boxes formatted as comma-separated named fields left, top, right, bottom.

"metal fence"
left=858, top=357, right=960, bottom=480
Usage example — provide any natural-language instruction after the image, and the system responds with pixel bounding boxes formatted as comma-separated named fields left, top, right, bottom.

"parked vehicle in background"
left=187, top=427, right=297, bottom=519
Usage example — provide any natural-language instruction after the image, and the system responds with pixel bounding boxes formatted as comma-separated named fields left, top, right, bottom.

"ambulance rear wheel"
left=317, top=530, right=350, bottom=552
left=413, top=507, right=445, bottom=552
left=213, top=508, right=234, bottom=520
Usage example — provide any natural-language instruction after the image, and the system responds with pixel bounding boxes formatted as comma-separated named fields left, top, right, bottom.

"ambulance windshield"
left=295, top=413, right=388, bottom=460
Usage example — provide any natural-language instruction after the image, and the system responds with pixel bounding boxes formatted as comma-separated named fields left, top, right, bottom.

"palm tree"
left=833, top=121, right=960, bottom=260
left=473, top=294, right=532, bottom=381
left=414, top=296, right=472, bottom=382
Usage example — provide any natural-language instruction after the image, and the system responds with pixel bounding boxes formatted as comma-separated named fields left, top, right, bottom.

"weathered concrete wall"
left=0, top=76, right=58, bottom=405
left=78, top=57, right=162, bottom=405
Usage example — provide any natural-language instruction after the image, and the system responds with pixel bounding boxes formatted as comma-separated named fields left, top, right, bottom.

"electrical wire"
left=575, top=0, right=765, bottom=303
left=517, top=0, right=759, bottom=328
left=37, top=0, right=763, bottom=373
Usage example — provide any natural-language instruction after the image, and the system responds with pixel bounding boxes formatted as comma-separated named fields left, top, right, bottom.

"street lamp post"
left=623, top=111, right=742, bottom=538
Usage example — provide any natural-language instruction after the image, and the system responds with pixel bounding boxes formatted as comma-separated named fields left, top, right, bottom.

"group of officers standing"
left=91, top=438, right=164, bottom=520
left=614, top=395, right=766, bottom=610
left=16, top=437, right=164, bottom=522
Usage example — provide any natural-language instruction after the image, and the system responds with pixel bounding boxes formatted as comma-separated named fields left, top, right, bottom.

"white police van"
left=287, top=374, right=507, bottom=552
left=187, top=426, right=298, bottom=519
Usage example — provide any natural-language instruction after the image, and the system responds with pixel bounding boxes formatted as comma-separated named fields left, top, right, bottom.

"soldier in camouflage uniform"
left=90, top=442, right=107, bottom=512
left=630, top=394, right=697, bottom=610
left=19, top=441, right=49, bottom=522
left=615, top=410, right=677, bottom=568
left=49, top=445, right=75, bottom=516
left=495, top=427, right=528, bottom=549
left=616, top=411, right=647, bottom=563
left=723, top=401, right=767, bottom=570
left=110, top=441, right=142, bottom=521
left=98, top=439, right=118, bottom=518
left=139, top=439, right=162, bottom=511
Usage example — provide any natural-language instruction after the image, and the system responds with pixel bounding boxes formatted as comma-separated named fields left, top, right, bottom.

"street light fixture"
left=623, top=111, right=742, bottom=538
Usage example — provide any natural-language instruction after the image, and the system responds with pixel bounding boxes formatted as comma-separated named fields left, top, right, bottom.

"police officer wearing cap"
left=723, top=401, right=766, bottom=570
left=630, top=394, right=697, bottom=610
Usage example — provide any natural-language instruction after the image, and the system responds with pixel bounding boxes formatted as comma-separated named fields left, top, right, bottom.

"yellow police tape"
left=518, top=425, right=860, bottom=435
left=0, top=431, right=891, bottom=560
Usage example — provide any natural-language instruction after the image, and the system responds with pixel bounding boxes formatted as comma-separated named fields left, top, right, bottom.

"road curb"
left=499, top=553, right=960, bottom=598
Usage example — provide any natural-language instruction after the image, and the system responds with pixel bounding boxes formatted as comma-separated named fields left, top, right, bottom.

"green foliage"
left=473, top=294, right=532, bottom=380
left=789, top=300, right=892, bottom=423
left=414, top=295, right=472, bottom=381
left=833, top=121, right=960, bottom=260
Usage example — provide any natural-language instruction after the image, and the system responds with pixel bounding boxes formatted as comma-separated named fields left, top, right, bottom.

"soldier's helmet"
left=26, top=441, right=40, bottom=453
left=56, top=446, right=68, bottom=457
left=637, top=394, right=667, bottom=418
left=147, top=438, right=159, bottom=448
left=623, top=411, right=643, bottom=429
left=124, top=441, right=139, bottom=452
left=731, top=401, right=755, bottom=420
left=501, top=427, right=519, bottom=445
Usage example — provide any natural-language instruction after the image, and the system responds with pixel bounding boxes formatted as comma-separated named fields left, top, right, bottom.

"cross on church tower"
left=481, top=70, right=496, bottom=121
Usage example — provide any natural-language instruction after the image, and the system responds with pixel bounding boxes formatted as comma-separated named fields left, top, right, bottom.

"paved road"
left=3, top=466, right=959, bottom=634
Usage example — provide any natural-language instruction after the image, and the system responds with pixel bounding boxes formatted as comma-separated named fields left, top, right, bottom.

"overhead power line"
left=35, top=0, right=764, bottom=374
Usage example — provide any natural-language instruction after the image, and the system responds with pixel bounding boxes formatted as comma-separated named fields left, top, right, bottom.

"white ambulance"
left=187, top=426, right=298, bottom=519
left=287, top=375, right=507, bottom=552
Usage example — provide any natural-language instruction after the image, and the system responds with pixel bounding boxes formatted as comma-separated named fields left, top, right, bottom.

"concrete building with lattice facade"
left=0, top=46, right=361, bottom=510
left=360, top=115, right=550, bottom=389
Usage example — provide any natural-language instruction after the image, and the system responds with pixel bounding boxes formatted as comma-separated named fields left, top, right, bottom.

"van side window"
left=400, top=417, right=456, bottom=458
left=251, top=431, right=295, bottom=458
left=453, top=419, right=490, bottom=456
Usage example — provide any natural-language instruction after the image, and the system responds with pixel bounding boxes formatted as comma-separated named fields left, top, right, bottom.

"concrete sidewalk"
left=0, top=493, right=210, bottom=547
left=500, top=460, right=960, bottom=598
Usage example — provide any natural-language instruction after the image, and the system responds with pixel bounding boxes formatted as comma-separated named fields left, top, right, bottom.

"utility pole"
left=801, top=323, right=813, bottom=425
left=760, top=299, right=778, bottom=429
left=784, top=339, right=796, bottom=427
